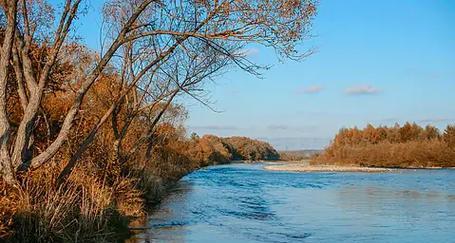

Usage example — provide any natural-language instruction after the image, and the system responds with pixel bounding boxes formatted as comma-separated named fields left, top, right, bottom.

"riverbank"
left=264, top=161, right=395, bottom=172
left=263, top=161, right=455, bottom=173
left=0, top=133, right=280, bottom=242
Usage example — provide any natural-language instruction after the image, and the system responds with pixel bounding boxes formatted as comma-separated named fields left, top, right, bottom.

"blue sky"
left=73, top=0, right=455, bottom=150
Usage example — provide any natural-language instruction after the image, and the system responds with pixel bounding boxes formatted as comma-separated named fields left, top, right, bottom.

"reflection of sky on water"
left=130, top=164, right=455, bottom=243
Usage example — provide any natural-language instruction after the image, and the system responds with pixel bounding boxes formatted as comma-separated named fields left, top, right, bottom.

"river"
left=129, top=163, right=455, bottom=242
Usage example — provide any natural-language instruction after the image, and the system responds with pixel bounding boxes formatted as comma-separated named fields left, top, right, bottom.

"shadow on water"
left=129, top=163, right=455, bottom=243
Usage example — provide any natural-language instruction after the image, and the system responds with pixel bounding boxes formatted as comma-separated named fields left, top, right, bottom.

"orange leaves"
left=443, top=125, right=455, bottom=148
left=315, top=123, right=455, bottom=168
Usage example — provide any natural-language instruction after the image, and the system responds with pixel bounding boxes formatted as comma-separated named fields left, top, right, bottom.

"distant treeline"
left=314, top=123, right=455, bottom=168
left=279, top=150, right=321, bottom=161
left=189, top=134, right=280, bottom=165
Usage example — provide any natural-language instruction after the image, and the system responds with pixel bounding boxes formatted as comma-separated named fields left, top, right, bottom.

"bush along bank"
left=0, top=125, right=279, bottom=242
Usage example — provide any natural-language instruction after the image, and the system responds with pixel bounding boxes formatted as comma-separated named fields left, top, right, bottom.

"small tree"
left=423, top=125, right=440, bottom=140
left=190, top=132, right=200, bottom=141
left=444, top=125, right=455, bottom=148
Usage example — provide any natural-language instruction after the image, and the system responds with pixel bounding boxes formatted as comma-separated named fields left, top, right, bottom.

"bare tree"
left=0, top=0, right=316, bottom=184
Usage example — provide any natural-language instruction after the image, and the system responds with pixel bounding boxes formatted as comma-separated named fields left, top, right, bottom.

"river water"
left=130, top=163, right=455, bottom=243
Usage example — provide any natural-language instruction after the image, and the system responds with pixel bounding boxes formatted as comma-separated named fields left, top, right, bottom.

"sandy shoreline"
left=264, top=161, right=394, bottom=173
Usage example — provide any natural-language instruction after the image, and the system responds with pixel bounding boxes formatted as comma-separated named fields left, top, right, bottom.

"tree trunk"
left=0, top=1, right=18, bottom=183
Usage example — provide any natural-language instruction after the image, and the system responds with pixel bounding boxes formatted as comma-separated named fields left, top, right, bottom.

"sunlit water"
left=130, top=163, right=455, bottom=243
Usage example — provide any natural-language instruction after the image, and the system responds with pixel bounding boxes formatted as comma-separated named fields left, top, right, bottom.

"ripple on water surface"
left=130, top=163, right=455, bottom=243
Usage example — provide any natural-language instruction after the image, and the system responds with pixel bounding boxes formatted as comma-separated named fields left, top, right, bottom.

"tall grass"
left=0, top=167, right=135, bottom=242
left=0, top=124, right=279, bottom=242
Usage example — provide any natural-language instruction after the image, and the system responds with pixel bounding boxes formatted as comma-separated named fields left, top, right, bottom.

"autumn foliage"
left=314, top=123, right=455, bottom=168
left=224, top=136, right=280, bottom=161
left=188, top=135, right=280, bottom=165
left=0, top=78, right=279, bottom=242
left=0, top=51, right=279, bottom=241
left=0, top=0, right=315, bottom=241
left=0, top=38, right=279, bottom=242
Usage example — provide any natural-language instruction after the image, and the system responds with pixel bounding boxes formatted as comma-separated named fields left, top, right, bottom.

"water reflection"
left=129, top=164, right=455, bottom=243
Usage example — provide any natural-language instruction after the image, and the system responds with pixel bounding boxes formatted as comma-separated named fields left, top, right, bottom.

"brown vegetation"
left=224, top=136, right=280, bottom=161
left=189, top=135, right=280, bottom=164
left=0, top=114, right=279, bottom=242
left=314, top=123, right=455, bottom=168
left=0, top=0, right=314, bottom=241
left=279, top=150, right=321, bottom=161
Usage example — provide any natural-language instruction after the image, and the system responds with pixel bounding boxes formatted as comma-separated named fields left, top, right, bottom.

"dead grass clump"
left=0, top=166, right=139, bottom=243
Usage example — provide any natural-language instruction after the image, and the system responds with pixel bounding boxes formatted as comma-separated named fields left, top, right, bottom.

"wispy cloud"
left=236, top=47, right=259, bottom=57
left=267, top=125, right=289, bottom=130
left=345, top=85, right=381, bottom=95
left=266, top=125, right=319, bottom=133
left=245, top=47, right=259, bottom=56
left=416, top=118, right=455, bottom=124
left=258, top=137, right=331, bottom=150
left=188, top=125, right=240, bottom=131
left=369, top=118, right=400, bottom=124
left=296, top=85, right=324, bottom=95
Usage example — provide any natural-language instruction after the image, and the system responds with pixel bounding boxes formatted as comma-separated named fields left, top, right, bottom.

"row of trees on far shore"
left=314, top=123, right=455, bottom=168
